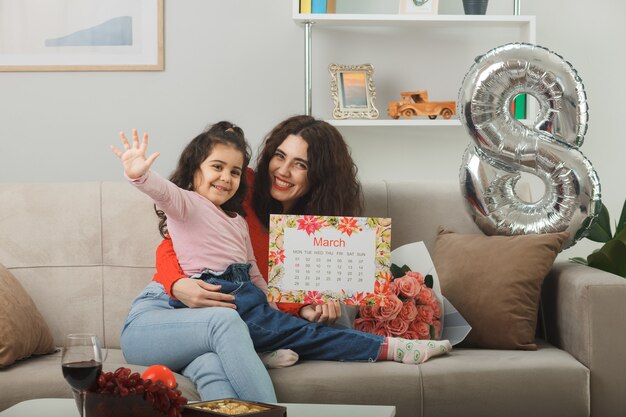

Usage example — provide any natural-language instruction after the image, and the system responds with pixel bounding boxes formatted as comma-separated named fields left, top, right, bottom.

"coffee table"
left=0, top=398, right=396, bottom=417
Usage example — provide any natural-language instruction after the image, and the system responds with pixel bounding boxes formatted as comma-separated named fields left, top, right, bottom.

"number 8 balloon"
left=458, top=43, right=601, bottom=249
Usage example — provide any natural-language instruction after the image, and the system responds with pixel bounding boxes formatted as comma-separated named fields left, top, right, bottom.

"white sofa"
left=1, top=181, right=625, bottom=417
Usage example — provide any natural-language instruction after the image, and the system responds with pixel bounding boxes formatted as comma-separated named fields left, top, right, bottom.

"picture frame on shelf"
left=329, top=63, right=379, bottom=120
left=398, top=0, right=439, bottom=14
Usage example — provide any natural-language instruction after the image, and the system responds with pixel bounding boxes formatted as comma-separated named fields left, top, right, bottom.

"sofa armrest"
left=542, top=262, right=626, bottom=417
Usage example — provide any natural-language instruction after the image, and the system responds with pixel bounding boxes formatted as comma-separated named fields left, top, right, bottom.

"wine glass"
left=61, top=333, right=105, bottom=417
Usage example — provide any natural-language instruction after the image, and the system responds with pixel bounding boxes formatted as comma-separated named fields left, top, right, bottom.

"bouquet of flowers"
left=354, top=263, right=442, bottom=340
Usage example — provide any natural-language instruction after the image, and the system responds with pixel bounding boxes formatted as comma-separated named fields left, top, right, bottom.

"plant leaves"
left=429, top=325, right=436, bottom=340
left=616, top=199, right=626, bottom=236
left=587, top=239, right=626, bottom=278
left=390, top=263, right=408, bottom=279
left=585, top=202, right=613, bottom=242
left=425, top=274, right=434, bottom=288
left=569, top=257, right=588, bottom=265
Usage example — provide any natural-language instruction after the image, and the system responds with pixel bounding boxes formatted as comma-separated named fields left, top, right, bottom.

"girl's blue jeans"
left=120, top=281, right=276, bottom=403
left=169, top=263, right=384, bottom=362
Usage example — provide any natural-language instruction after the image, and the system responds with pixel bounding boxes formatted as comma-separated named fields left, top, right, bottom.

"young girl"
left=112, top=124, right=452, bottom=366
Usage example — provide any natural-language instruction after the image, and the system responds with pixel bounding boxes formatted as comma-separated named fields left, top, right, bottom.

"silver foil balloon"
left=458, top=43, right=601, bottom=249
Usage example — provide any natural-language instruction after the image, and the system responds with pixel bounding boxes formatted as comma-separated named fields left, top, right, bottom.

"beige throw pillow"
left=0, top=263, right=56, bottom=367
left=432, top=228, right=568, bottom=350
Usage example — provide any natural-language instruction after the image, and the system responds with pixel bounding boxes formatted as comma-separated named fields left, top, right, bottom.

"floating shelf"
left=326, top=119, right=462, bottom=127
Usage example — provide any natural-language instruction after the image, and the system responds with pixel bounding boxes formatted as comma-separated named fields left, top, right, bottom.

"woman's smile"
left=273, top=176, right=294, bottom=191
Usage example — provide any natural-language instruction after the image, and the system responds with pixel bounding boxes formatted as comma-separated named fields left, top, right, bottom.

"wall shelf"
left=292, top=0, right=536, bottom=128
left=294, top=13, right=535, bottom=33
left=327, top=118, right=462, bottom=127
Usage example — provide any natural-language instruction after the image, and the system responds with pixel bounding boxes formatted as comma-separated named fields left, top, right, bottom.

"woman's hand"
left=299, top=299, right=341, bottom=325
left=111, top=129, right=160, bottom=179
left=171, top=278, right=236, bottom=309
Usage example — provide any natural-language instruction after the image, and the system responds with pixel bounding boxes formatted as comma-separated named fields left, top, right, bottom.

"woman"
left=120, top=115, right=363, bottom=402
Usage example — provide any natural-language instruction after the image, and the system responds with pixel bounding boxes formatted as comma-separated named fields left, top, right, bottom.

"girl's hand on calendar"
left=299, top=299, right=341, bottom=325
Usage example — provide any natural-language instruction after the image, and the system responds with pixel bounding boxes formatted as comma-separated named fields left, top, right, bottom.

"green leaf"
left=569, top=257, right=588, bottom=265
left=587, top=239, right=626, bottom=278
left=390, top=263, right=405, bottom=279
left=614, top=224, right=626, bottom=244
left=616, top=199, right=626, bottom=236
left=401, top=264, right=411, bottom=274
left=425, top=274, right=434, bottom=288
left=585, top=202, right=613, bottom=243
left=429, top=325, right=436, bottom=339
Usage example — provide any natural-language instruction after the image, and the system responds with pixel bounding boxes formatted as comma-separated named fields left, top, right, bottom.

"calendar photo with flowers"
left=267, top=214, right=392, bottom=305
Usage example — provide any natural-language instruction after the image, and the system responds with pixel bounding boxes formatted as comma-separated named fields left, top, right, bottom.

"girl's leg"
left=120, top=282, right=276, bottom=402
left=229, top=282, right=451, bottom=363
left=235, top=286, right=384, bottom=361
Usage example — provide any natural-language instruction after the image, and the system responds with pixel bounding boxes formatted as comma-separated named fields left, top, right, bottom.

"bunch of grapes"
left=95, top=367, right=188, bottom=417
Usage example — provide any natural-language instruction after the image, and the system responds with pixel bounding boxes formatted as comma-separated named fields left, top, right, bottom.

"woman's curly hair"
left=252, top=115, right=363, bottom=227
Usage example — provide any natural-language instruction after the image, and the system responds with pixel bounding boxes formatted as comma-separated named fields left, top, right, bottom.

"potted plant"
left=462, top=0, right=488, bottom=15
left=570, top=199, right=626, bottom=277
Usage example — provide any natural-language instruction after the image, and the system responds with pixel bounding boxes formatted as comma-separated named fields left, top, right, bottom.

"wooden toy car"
left=387, top=90, right=456, bottom=120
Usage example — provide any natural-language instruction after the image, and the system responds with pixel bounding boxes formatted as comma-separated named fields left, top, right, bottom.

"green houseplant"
left=570, top=199, right=626, bottom=277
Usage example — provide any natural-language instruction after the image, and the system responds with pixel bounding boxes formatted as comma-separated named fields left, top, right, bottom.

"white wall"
left=0, top=0, right=623, bottom=260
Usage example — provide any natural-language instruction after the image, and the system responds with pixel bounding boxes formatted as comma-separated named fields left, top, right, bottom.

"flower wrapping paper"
left=354, top=242, right=471, bottom=345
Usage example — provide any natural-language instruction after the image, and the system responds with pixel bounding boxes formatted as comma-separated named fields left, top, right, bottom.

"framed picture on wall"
left=329, top=63, right=379, bottom=120
left=399, top=0, right=439, bottom=14
left=0, top=0, right=163, bottom=71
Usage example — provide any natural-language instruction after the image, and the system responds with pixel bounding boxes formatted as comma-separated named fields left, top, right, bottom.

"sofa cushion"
left=432, top=228, right=568, bottom=350
left=269, top=342, right=589, bottom=417
left=0, top=263, right=56, bottom=367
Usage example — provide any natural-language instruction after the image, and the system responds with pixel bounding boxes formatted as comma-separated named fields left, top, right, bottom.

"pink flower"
left=337, top=217, right=361, bottom=236
left=398, top=299, right=418, bottom=322
left=416, top=305, right=435, bottom=325
left=406, top=271, right=425, bottom=285
left=359, top=304, right=375, bottom=319
left=388, top=280, right=401, bottom=296
left=374, top=279, right=390, bottom=295
left=354, top=318, right=377, bottom=334
left=375, top=294, right=403, bottom=321
left=410, top=320, right=431, bottom=340
left=417, top=286, right=435, bottom=305
left=393, top=275, right=420, bottom=298
left=303, top=291, right=323, bottom=304
left=373, top=321, right=392, bottom=337
left=387, top=316, right=410, bottom=336
left=296, top=215, right=325, bottom=236
left=428, top=298, right=441, bottom=319
left=345, top=291, right=367, bottom=306
left=269, top=249, right=285, bottom=265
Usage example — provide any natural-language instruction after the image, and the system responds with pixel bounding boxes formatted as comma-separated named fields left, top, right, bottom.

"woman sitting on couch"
left=120, top=115, right=364, bottom=402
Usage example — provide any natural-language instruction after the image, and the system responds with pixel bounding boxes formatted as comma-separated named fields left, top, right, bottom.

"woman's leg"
left=120, top=282, right=276, bottom=402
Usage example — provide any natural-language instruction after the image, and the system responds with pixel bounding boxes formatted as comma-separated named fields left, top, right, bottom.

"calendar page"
left=267, top=214, right=391, bottom=305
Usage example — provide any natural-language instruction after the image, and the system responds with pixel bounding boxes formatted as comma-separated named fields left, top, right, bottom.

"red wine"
left=62, top=360, right=102, bottom=391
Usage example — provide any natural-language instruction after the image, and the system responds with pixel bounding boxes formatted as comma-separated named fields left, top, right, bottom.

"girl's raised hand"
left=111, top=129, right=160, bottom=179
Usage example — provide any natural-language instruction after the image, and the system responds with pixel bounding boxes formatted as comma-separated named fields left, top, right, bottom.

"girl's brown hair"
left=156, top=121, right=251, bottom=238
left=252, top=115, right=363, bottom=227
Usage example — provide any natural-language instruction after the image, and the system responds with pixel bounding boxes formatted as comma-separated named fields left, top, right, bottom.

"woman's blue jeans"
left=170, top=264, right=384, bottom=361
left=120, top=281, right=276, bottom=402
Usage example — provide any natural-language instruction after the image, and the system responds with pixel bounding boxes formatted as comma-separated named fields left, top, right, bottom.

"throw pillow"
left=0, top=262, right=56, bottom=367
left=432, top=228, right=568, bottom=350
